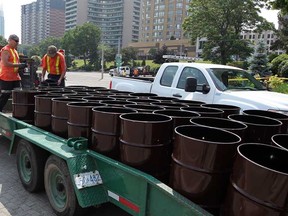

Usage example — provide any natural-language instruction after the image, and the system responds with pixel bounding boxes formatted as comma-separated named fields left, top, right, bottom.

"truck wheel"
left=44, top=155, right=83, bottom=216
left=16, top=139, right=47, bottom=192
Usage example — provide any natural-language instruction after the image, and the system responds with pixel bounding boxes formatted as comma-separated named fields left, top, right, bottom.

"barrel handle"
left=67, top=137, right=88, bottom=150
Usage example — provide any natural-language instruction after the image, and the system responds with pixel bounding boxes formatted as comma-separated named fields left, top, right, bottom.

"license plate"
left=74, top=170, right=103, bottom=189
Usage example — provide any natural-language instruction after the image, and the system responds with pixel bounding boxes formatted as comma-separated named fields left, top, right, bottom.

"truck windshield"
left=207, top=68, right=267, bottom=91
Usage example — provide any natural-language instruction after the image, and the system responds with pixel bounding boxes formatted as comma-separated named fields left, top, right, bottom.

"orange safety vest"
left=42, top=52, right=65, bottom=75
left=0, top=45, right=21, bottom=81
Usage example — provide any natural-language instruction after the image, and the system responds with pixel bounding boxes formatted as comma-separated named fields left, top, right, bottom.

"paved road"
left=0, top=72, right=130, bottom=216
left=65, top=71, right=112, bottom=88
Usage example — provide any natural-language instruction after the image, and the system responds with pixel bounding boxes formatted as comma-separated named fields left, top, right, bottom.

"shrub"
left=279, top=60, right=288, bottom=78
left=271, top=54, right=288, bottom=75
left=268, top=75, right=283, bottom=89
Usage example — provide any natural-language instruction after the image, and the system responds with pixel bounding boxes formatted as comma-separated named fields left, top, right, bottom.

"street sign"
left=115, top=54, right=122, bottom=67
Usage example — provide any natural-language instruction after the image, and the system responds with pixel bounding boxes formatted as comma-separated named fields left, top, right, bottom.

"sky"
left=0, top=0, right=281, bottom=43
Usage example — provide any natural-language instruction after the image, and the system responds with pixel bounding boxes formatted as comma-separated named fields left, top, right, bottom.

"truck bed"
left=111, top=76, right=154, bottom=93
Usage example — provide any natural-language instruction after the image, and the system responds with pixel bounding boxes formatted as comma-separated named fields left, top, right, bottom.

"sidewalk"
left=0, top=137, right=55, bottom=216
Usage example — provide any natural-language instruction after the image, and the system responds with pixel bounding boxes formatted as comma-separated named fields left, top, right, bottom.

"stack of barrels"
left=12, top=86, right=288, bottom=216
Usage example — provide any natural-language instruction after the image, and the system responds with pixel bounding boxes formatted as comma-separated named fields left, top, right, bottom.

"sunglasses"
left=13, top=39, right=19, bottom=43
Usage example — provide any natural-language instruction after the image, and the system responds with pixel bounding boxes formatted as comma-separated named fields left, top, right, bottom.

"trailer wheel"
left=44, top=155, right=83, bottom=216
left=16, top=139, right=47, bottom=192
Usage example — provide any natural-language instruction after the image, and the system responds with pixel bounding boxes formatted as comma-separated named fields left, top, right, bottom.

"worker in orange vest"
left=0, top=34, right=27, bottom=112
left=41, top=45, right=66, bottom=86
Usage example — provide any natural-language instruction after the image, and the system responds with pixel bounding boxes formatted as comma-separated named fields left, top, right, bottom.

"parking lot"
left=0, top=71, right=130, bottom=216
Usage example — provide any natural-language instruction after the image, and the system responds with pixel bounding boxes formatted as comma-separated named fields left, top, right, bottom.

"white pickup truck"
left=111, top=62, right=288, bottom=113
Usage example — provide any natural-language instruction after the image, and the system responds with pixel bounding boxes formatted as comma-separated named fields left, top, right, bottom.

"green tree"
left=104, top=46, right=117, bottom=62
left=183, top=0, right=274, bottom=65
left=271, top=53, right=288, bottom=74
left=170, top=36, right=176, bottom=40
left=148, top=48, right=157, bottom=60
left=0, top=35, right=7, bottom=46
left=153, top=45, right=170, bottom=64
left=62, top=22, right=101, bottom=70
left=249, top=40, right=271, bottom=76
left=141, top=59, right=146, bottom=66
left=121, top=46, right=138, bottom=65
left=266, top=0, right=288, bottom=13
left=270, top=14, right=288, bottom=53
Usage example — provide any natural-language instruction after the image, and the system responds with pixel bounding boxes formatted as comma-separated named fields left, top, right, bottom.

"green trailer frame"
left=0, top=112, right=212, bottom=216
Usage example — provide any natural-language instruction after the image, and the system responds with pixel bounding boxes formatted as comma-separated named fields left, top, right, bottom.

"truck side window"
left=177, top=67, right=207, bottom=89
left=160, top=66, right=178, bottom=87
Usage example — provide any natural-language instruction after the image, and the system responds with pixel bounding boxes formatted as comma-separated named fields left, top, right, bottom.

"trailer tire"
left=16, top=139, right=47, bottom=192
left=44, top=155, right=83, bottom=216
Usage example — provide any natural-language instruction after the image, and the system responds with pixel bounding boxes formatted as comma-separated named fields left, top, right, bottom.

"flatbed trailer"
left=0, top=112, right=212, bottom=216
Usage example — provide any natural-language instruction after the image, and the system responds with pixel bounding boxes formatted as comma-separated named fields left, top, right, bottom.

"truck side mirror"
left=185, top=77, right=197, bottom=92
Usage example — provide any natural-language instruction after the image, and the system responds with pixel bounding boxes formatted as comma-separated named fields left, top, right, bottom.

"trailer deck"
left=0, top=112, right=211, bottom=216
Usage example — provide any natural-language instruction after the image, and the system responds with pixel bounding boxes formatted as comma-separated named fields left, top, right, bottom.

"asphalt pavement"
left=0, top=72, right=130, bottom=216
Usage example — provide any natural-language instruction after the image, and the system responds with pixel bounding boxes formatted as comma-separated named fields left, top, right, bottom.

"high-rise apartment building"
left=140, top=0, right=191, bottom=42
left=65, top=0, right=141, bottom=48
left=129, top=0, right=195, bottom=58
left=0, top=2, right=4, bottom=37
left=21, top=0, right=65, bottom=45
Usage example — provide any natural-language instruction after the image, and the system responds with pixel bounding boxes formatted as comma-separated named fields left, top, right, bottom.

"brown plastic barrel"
left=12, top=89, right=44, bottom=124
left=171, top=125, right=241, bottom=215
left=82, top=96, right=115, bottom=103
left=228, top=114, right=282, bottom=144
left=51, top=98, right=85, bottom=138
left=153, top=109, right=201, bottom=138
left=72, top=89, right=96, bottom=94
left=85, top=86, right=107, bottom=91
left=190, top=117, right=248, bottom=143
left=64, top=94, right=91, bottom=99
left=181, top=106, right=224, bottom=117
left=64, top=85, right=87, bottom=91
left=129, top=92, right=158, bottom=98
left=172, top=99, right=206, bottom=107
left=124, top=104, right=164, bottom=113
left=271, top=134, right=288, bottom=150
left=91, top=106, right=138, bottom=159
left=99, top=100, right=136, bottom=107
left=108, top=95, right=138, bottom=101
left=201, top=104, right=241, bottom=118
left=222, top=143, right=288, bottom=215
left=243, top=109, right=288, bottom=134
left=67, top=102, right=103, bottom=141
left=126, top=98, right=161, bottom=105
left=34, top=94, right=62, bottom=131
left=42, top=86, right=64, bottom=91
left=96, top=89, right=118, bottom=94
left=148, top=96, right=178, bottom=102
left=151, top=102, right=189, bottom=110
left=48, top=90, right=73, bottom=95
left=111, top=90, right=133, bottom=95
left=119, top=113, right=173, bottom=183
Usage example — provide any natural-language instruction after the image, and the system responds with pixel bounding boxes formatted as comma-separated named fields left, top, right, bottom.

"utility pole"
left=101, top=46, right=104, bottom=79
left=99, top=43, right=106, bottom=80
left=116, top=38, right=122, bottom=74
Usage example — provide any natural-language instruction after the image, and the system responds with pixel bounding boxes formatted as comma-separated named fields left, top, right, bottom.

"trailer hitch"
left=67, top=137, right=88, bottom=151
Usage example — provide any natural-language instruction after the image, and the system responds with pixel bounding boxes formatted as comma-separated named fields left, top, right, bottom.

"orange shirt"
left=0, top=45, right=21, bottom=81
left=42, top=52, right=66, bottom=75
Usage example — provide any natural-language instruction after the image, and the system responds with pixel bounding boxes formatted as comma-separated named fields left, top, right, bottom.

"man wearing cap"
left=0, top=34, right=26, bottom=112
left=41, top=45, right=66, bottom=86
